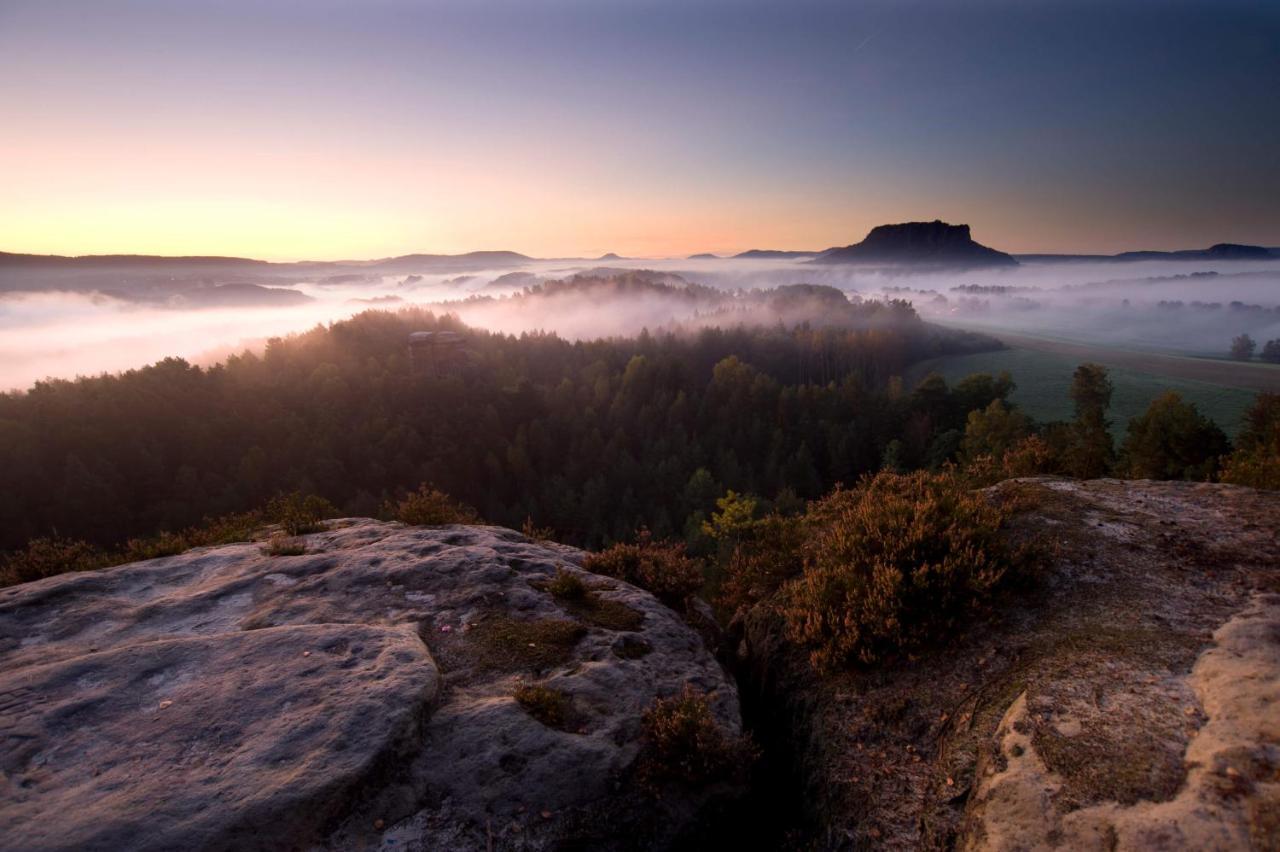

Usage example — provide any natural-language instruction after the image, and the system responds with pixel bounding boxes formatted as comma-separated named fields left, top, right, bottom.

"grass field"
left=907, top=347, right=1261, bottom=440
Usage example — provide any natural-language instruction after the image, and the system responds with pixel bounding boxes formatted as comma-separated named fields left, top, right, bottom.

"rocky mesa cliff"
left=814, top=220, right=1018, bottom=268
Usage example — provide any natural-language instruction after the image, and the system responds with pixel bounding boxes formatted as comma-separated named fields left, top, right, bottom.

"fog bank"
left=3, top=255, right=1279, bottom=392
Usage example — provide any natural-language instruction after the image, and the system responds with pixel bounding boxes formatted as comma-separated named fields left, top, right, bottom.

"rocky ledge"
left=0, top=522, right=741, bottom=851
left=739, top=478, right=1280, bottom=850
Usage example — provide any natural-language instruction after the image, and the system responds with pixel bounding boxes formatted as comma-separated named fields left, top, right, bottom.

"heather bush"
left=262, top=533, right=307, bottom=556
left=636, top=684, right=755, bottom=787
left=521, top=516, right=557, bottom=542
left=0, top=502, right=316, bottom=588
left=0, top=537, right=109, bottom=587
left=514, top=683, right=572, bottom=730
left=121, top=531, right=192, bottom=562
left=546, top=566, right=588, bottom=600
left=266, top=491, right=338, bottom=535
left=388, top=484, right=480, bottom=526
left=583, top=532, right=704, bottom=606
left=712, top=512, right=807, bottom=617
left=782, top=470, right=1024, bottom=670
left=962, top=434, right=1060, bottom=486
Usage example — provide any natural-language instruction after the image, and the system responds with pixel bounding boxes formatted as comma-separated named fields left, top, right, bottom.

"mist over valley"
left=3, top=224, right=1278, bottom=394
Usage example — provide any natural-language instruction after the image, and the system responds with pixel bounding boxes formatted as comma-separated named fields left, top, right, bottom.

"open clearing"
left=907, top=346, right=1262, bottom=439
left=978, top=331, right=1280, bottom=393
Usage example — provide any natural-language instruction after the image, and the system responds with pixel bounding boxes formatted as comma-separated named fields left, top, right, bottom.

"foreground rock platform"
left=0, top=522, right=741, bottom=851
left=739, top=478, right=1280, bottom=851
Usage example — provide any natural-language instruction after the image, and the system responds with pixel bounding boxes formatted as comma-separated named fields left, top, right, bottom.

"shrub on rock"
left=584, top=532, right=704, bottom=606
left=514, top=683, right=573, bottom=730
left=261, top=533, right=307, bottom=556
left=266, top=491, right=337, bottom=535
left=637, top=684, right=754, bottom=787
left=782, top=470, right=1024, bottom=670
left=0, top=537, right=107, bottom=586
left=388, top=484, right=480, bottom=526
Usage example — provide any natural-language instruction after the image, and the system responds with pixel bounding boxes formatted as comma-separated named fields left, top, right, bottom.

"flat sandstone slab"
left=1, top=623, right=437, bottom=851
left=0, top=521, right=740, bottom=851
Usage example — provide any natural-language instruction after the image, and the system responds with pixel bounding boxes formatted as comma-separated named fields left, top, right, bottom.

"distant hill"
left=1020, top=243, right=1278, bottom=263
left=359, top=251, right=531, bottom=273
left=596, top=252, right=624, bottom=261
left=687, top=253, right=721, bottom=260
left=813, top=220, right=1018, bottom=268
left=168, top=283, right=313, bottom=308
left=1113, top=243, right=1275, bottom=262
left=0, top=249, right=536, bottom=297
left=0, top=251, right=269, bottom=269
left=0, top=249, right=532, bottom=273
left=479, top=271, right=541, bottom=292
left=733, top=249, right=817, bottom=259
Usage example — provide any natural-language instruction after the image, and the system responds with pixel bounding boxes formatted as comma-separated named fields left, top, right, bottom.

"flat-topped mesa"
left=815, top=219, right=1019, bottom=268
left=0, top=522, right=742, bottom=852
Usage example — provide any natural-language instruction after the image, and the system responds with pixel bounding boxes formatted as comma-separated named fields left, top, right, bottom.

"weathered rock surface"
left=738, top=478, right=1280, bottom=850
left=0, top=522, right=741, bottom=851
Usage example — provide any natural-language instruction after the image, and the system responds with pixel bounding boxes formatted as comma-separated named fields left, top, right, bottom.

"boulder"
left=0, top=522, right=742, bottom=851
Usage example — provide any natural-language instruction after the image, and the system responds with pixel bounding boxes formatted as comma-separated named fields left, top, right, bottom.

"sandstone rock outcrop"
left=738, top=478, right=1280, bottom=850
left=0, top=522, right=741, bottom=851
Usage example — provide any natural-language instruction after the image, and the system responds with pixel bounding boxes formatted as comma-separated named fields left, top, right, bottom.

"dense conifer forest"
left=1, top=294, right=996, bottom=551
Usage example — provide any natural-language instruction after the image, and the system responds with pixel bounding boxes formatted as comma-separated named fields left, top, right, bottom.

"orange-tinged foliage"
left=388, top=484, right=480, bottom=526
left=781, top=470, right=1023, bottom=670
left=637, top=684, right=755, bottom=787
left=584, top=532, right=704, bottom=606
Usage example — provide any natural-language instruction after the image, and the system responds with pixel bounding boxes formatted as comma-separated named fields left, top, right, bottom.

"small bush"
left=0, top=505, right=293, bottom=589
left=261, top=533, right=307, bottom=556
left=584, top=532, right=704, bottom=606
left=962, top=434, right=1060, bottom=486
left=538, top=567, right=645, bottom=631
left=782, top=470, right=1025, bottom=671
left=546, top=566, right=588, bottom=600
left=637, top=684, right=754, bottom=787
left=121, top=531, right=192, bottom=562
left=0, top=537, right=109, bottom=587
left=521, top=516, right=556, bottom=542
left=713, top=513, right=807, bottom=617
left=388, top=484, right=480, bottom=526
left=514, top=683, right=572, bottom=730
left=266, top=491, right=337, bottom=535
left=191, top=510, right=264, bottom=546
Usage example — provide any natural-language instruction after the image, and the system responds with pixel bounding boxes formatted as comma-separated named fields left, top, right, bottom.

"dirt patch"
left=466, top=616, right=587, bottom=672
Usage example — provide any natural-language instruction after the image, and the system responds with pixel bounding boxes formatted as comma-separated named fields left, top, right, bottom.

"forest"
left=0, top=292, right=987, bottom=551
left=1, top=288, right=1275, bottom=571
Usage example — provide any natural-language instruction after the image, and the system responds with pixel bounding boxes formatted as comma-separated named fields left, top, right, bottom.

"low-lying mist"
left=3, top=255, right=1279, bottom=392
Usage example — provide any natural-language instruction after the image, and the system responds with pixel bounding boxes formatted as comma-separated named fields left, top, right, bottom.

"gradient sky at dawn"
left=1, top=0, right=1277, bottom=259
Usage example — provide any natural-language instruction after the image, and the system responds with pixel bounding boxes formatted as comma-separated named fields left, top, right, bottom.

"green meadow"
left=906, top=347, right=1260, bottom=440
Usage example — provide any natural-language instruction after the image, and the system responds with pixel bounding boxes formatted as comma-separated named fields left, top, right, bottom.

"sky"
left=1, top=0, right=1277, bottom=260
